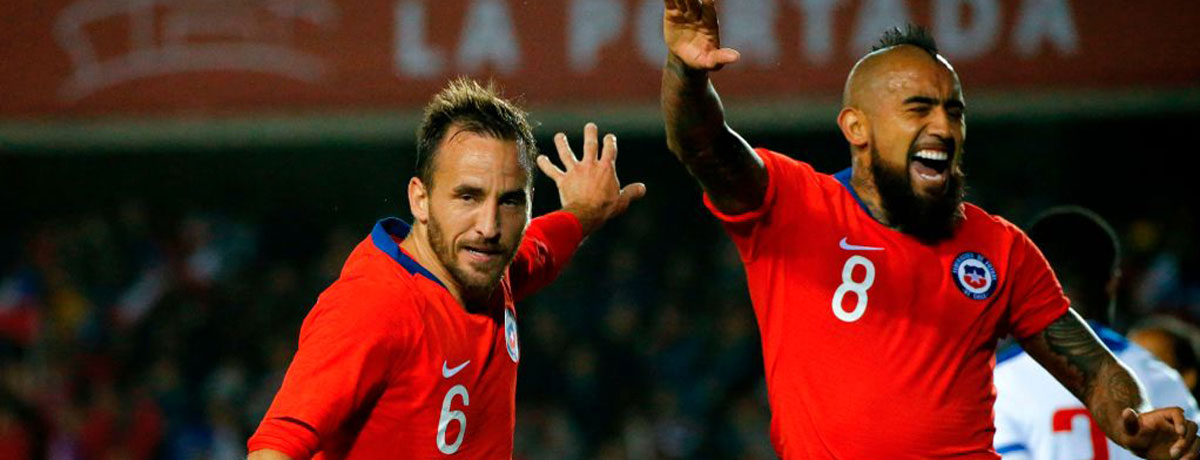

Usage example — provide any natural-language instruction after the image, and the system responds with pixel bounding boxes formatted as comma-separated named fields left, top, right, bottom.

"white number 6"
left=437, top=384, right=469, bottom=454
left=831, top=255, right=875, bottom=322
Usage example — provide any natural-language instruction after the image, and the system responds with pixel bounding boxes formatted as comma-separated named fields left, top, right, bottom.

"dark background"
left=2, top=106, right=1199, bottom=458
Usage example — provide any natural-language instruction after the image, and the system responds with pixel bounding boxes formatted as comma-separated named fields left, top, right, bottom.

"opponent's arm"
left=661, top=0, right=765, bottom=215
left=1020, top=310, right=1200, bottom=459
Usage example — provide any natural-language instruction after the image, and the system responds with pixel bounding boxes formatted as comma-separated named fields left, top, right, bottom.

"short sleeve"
left=248, top=286, right=413, bottom=458
left=702, top=148, right=821, bottom=261
left=1005, top=228, right=1071, bottom=339
left=508, top=211, right=584, bottom=302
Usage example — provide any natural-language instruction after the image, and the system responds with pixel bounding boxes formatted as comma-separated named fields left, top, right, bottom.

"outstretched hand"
left=1117, top=407, right=1199, bottom=460
left=664, top=0, right=740, bottom=71
left=537, top=123, right=646, bottom=236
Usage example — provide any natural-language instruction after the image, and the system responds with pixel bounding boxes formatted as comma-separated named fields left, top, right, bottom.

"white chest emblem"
left=504, top=308, right=519, bottom=363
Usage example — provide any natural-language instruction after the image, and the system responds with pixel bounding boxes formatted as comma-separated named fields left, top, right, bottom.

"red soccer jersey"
left=704, top=149, right=1069, bottom=459
left=247, top=211, right=582, bottom=459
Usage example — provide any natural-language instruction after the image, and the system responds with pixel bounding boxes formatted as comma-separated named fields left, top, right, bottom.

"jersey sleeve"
left=247, top=285, right=415, bottom=459
left=702, top=148, right=821, bottom=261
left=508, top=210, right=584, bottom=302
left=1138, top=355, right=1200, bottom=422
left=1004, top=228, right=1071, bottom=339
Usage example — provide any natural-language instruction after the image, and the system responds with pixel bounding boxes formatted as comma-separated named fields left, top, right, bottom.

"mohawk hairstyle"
left=873, top=24, right=939, bottom=57
left=415, top=77, right=537, bottom=188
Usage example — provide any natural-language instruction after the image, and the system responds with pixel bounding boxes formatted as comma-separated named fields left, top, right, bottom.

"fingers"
left=1174, top=420, right=1198, bottom=459
left=553, top=132, right=578, bottom=168
left=1123, top=408, right=1143, bottom=437
left=1179, top=429, right=1200, bottom=460
left=536, top=155, right=566, bottom=182
left=679, top=0, right=701, bottom=19
left=616, top=183, right=647, bottom=214
left=1169, top=415, right=1197, bottom=459
left=583, top=122, right=599, bottom=162
left=600, top=133, right=617, bottom=163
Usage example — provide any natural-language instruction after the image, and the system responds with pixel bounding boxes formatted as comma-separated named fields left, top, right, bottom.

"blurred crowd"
left=1, top=190, right=1197, bottom=459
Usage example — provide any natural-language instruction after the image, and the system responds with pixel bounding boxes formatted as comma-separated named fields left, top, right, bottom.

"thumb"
left=1122, top=408, right=1141, bottom=437
left=714, top=48, right=741, bottom=65
left=616, top=183, right=647, bottom=213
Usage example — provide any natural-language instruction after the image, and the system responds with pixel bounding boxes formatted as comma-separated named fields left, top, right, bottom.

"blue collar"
left=833, top=168, right=873, bottom=217
left=370, top=218, right=446, bottom=288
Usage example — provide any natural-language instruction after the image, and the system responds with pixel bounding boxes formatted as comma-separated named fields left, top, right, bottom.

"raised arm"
left=1020, top=310, right=1200, bottom=459
left=661, top=0, right=765, bottom=215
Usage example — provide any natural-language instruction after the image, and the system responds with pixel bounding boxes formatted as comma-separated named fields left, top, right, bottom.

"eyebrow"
left=451, top=184, right=484, bottom=196
left=500, top=189, right=527, bottom=202
left=903, top=95, right=966, bottom=110
left=903, top=96, right=939, bottom=106
left=450, top=184, right=527, bottom=201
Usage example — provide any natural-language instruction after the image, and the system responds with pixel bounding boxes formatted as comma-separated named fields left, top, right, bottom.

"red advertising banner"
left=2, top=0, right=1198, bottom=119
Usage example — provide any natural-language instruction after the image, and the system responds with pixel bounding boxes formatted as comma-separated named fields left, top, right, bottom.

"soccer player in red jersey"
left=246, top=78, right=645, bottom=459
left=659, top=0, right=1200, bottom=458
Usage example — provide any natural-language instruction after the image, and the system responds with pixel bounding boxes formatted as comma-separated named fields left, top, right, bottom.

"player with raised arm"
left=994, top=207, right=1199, bottom=459
left=246, top=78, right=645, bottom=459
left=660, top=0, right=1200, bottom=458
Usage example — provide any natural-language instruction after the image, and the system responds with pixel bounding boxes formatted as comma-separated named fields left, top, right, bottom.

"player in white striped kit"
left=994, top=207, right=1199, bottom=459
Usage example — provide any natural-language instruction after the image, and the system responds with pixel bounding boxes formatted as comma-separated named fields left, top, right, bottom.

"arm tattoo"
left=661, top=56, right=766, bottom=214
left=1020, top=310, right=1148, bottom=441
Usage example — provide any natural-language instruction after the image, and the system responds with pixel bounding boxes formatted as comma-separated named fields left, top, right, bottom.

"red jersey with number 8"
left=247, top=212, right=582, bottom=459
left=704, top=149, right=1069, bottom=459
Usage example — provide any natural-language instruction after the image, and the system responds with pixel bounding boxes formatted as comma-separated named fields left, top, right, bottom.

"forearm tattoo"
left=1022, top=311, right=1148, bottom=438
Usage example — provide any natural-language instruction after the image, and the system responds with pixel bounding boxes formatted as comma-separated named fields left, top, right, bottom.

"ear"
left=837, top=107, right=870, bottom=148
left=408, top=177, right=430, bottom=223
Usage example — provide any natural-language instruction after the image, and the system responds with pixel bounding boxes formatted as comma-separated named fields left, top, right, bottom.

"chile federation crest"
left=952, top=252, right=998, bottom=300
left=504, top=308, right=520, bottom=363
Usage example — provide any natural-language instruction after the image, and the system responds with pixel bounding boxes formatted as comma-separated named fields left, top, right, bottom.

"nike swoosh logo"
left=839, top=237, right=884, bottom=251
left=442, top=360, right=470, bottom=378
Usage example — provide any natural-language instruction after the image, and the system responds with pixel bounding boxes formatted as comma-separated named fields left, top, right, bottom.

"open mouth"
left=463, top=246, right=503, bottom=264
left=910, top=149, right=951, bottom=182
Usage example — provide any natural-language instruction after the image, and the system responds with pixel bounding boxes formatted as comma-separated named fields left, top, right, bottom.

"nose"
left=927, top=108, right=953, bottom=139
left=473, top=201, right=501, bottom=241
left=924, top=107, right=958, bottom=149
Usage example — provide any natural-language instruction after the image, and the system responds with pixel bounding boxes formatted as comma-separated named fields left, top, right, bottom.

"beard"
left=427, top=210, right=519, bottom=304
left=870, top=146, right=966, bottom=244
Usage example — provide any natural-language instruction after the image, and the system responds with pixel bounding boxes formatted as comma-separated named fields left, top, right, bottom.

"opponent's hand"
left=537, top=123, right=646, bottom=236
left=1116, top=407, right=1199, bottom=459
left=664, top=0, right=740, bottom=71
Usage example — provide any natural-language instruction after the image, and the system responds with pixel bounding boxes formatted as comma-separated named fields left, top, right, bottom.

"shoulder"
left=1121, top=343, right=1185, bottom=385
left=305, top=243, right=427, bottom=337
left=961, top=203, right=1024, bottom=238
left=754, top=148, right=820, bottom=181
left=753, top=147, right=846, bottom=199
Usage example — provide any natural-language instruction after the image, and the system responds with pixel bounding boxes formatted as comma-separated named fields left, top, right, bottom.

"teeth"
left=914, top=150, right=948, bottom=161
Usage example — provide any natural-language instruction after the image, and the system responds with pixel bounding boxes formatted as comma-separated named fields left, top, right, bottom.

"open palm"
left=663, top=0, right=740, bottom=71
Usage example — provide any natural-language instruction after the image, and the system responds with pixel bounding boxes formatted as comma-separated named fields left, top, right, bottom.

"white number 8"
left=831, top=255, right=875, bottom=322
left=437, top=384, right=469, bottom=454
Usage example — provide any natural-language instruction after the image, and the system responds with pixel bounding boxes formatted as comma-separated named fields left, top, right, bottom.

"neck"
left=399, top=224, right=468, bottom=307
left=850, top=158, right=893, bottom=227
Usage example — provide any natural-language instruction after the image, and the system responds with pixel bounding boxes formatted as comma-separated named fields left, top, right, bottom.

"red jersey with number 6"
left=704, top=149, right=1069, bottom=459
left=247, top=212, right=582, bottom=459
